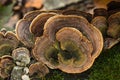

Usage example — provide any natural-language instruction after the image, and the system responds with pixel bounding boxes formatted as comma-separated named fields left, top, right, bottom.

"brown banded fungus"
left=91, top=16, right=108, bottom=37
left=29, top=13, right=56, bottom=37
left=16, top=19, right=34, bottom=47
left=33, top=15, right=103, bottom=73
left=29, top=62, right=49, bottom=78
left=61, top=10, right=92, bottom=22
left=105, top=1, right=120, bottom=49
left=23, top=10, right=46, bottom=22
left=0, top=30, right=19, bottom=56
left=91, top=8, right=108, bottom=37
left=107, top=12, right=120, bottom=38
left=0, top=55, right=14, bottom=78
left=16, top=10, right=45, bottom=47
left=104, top=11, right=120, bottom=49
left=16, top=10, right=58, bottom=47
left=91, top=7, right=120, bottom=49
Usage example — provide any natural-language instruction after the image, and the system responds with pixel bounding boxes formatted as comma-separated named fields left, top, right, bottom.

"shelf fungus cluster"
left=0, top=1, right=120, bottom=79
left=15, top=10, right=103, bottom=74
left=91, top=1, right=120, bottom=49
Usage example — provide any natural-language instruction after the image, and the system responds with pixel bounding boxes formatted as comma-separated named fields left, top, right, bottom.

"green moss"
left=42, top=69, right=90, bottom=80
left=45, top=70, right=64, bottom=80
left=89, top=43, right=120, bottom=80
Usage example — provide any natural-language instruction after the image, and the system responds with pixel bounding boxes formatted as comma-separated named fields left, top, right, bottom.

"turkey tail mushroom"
left=29, top=62, right=49, bottom=78
left=91, top=7, right=120, bottom=49
left=43, top=15, right=103, bottom=59
left=30, top=13, right=56, bottom=37
left=91, top=16, right=108, bottom=37
left=16, top=11, right=58, bottom=47
left=16, top=19, right=34, bottom=47
left=61, top=9, right=92, bottom=22
left=23, top=10, right=60, bottom=21
left=0, top=31, right=19, bottom=56
left=91, top=8, right=108, bottom=37
left=16, top=10, right=47, bottom=47
left=55, top=27, right=93, bottom=73
left=107, top=12, right=120, bottom=38
left=23, top=10, right=46, bottom=21
left=0, top=55, right=14, bottom=78
left=104, top=11, right=120, bottom=49
left=33, top=15, right=103, bottom=73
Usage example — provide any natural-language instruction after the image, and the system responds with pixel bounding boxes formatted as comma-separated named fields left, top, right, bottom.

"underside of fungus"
left=33, top=15, right=103, bottom=73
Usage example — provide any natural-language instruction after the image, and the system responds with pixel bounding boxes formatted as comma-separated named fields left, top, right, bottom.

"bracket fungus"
left=16, top=10, right=43, bottom=48
left=91, top=6, right=120, bottom=49
left=29, top=13, right=56, bottom=37
left=91, top=7, right=120, bottom=49
left=16, top=19, right=34, bottom=47
left=61, top=9, right=92, bottom=22
left=16, top=10, right=58, bottom=47
left=105, top=11, right=120, bottom=49
left=0, top=30, right=19, bottom=56
left=107, top=12, right=120, bottom=38
left=11, top=47, right=30, bottom=80
left=29, top=62, right=49, bottom=78
left=0, top=55, right=14, bottom=78
left=12, top=9, right=103, bottom=74
left=91, top=8, right=108, bottom=37
left=0, top=1, right=120, bottom=78
left=33, top=14, right=103, bottom=73
left=12, top=47, right=30, bottom=67
left=91, top=16, right=108, bottom=37
left=105, top=1, right=120, bottom=48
